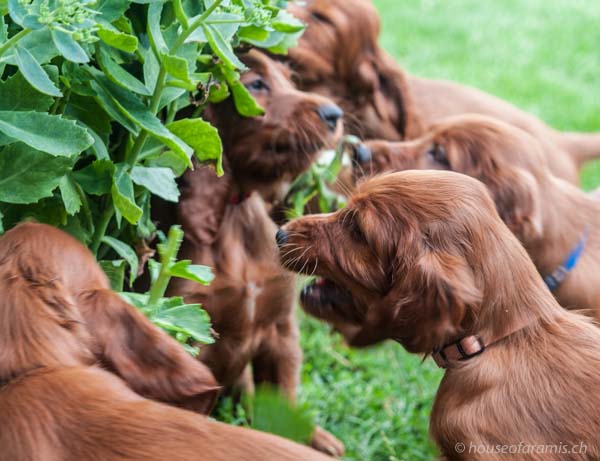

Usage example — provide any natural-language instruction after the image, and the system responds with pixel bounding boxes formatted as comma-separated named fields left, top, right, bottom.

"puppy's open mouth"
left=301, top=277, right=354, bottom=313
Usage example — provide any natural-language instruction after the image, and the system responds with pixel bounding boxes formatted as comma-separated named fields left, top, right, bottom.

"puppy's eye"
left=311, top=12, right=331, bottom=23
left=349, top=221, right=365, bottom=243
left=426, top=143, right=450, bottom=168
left=245, top=78, right=269, bottom=93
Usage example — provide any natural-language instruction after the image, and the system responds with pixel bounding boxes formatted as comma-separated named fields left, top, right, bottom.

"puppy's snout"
left=317, top=104, right=344, bottom=131
left=275, top=228, right=289, bottom=247
left=351, top=143, right=372, bottom=165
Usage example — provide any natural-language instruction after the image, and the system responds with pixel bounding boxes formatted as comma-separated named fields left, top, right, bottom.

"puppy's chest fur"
left=210, top=195, right=295, bottom=329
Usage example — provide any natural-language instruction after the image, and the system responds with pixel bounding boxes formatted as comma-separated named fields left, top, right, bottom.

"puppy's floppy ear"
left=349, top=249, right=482, bottom=352
left=409, top=249, right=482, bottom=351
left=77, top=289, right=220, bottom=414
left=177, top=162, right=233, bottom=247
left=487, top=167, right=543, bottom=243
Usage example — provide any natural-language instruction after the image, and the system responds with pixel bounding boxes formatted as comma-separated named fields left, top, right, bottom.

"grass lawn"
left=297, top=1, right=600, bottom=460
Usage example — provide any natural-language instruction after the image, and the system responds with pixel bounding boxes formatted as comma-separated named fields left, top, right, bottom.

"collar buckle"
left=432, top=336, right=485, bottom=368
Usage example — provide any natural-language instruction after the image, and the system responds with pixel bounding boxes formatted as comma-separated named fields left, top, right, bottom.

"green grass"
left=297, top=2, right=600, bottom=460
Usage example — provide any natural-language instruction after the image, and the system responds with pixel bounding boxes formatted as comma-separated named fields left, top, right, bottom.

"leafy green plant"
left=215, top=385, right=315, bottom=443
left=285, top=135, right=361, bottom=218
left=0, top=0, right=304, bottom=343
left=0, top=0, right=303, bottom=270
left=121, top=225, right=214, bottom=355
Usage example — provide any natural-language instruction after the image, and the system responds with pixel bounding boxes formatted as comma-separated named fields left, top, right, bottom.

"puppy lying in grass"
left=278, top=170, right=600, bottom=461
left=286, top=0, right=600, bottom=184
left=0, top=222, right=336, bottom=461
left=351, top=115, right=600, bottom=317
left=170, top=50, right=345, bottom=456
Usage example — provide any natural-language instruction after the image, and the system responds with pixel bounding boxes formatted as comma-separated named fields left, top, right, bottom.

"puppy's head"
left=206, top=49, right=343, bottom=190
left=353, top=116, right=548, bottom=243
left=278, top=170, right=522, bottom=352
left=0, top=227, right=95, bottom=383
left=0, top=222, right=219, bottom=413
left=287, top=0, right=380, bottom=96
left=287, top=0, right=412, bottom=140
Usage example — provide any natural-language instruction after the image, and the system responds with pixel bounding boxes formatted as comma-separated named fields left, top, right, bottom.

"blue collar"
left=544, top=230, right=588, bottom=291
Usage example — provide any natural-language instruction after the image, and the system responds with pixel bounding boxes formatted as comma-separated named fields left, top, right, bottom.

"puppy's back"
left=0, top=366, right=332, bottom=461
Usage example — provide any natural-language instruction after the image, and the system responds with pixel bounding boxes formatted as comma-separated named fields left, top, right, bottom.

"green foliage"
left=0, top=0, right=303, bottom=350
left=286, top=136, right=360, bottom=219
left=120, top=225, right=215, bottom=355
left=215, top=385, right=315, bottom=444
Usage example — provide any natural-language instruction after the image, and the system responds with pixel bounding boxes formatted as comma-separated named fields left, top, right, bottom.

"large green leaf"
left=0, top=111, right=93, bottom=156
left=51, top=29, right=89, bottom=63
left=186, top=13, right=241, bottom=43
left=153, top=304, right=214, bottom=344
left=90, top=74, right=193, bottom=163
left=2, top=29, right=59, bottom=65
left=99, top=259, right=126, bottom=292
left=201, top=23, right=246, bottom=70
left=168, top=260, right=214, bottom=285
left=111, top=163, right=143, bottom=224
left=73, top=159, right=115, bottom=195
left=147, top=2, right=168, bottom=55
left=162, top=53, right=189, bottom=82
left=271, top=10, right=305, bottom=33
left=0, top=71, right=53, bottom=112
left=89, top=78, right=140, bottom=134
left=167, top=118, right=223, bottom=175
left=97, top=45, right=150, bottom=96
left=58, top=174, right=82, bottom=215
left=250, top=387, right=314, bottom=443
left=130, top=166, right=180, bottom=202
left=146, top=150, right=189, bottom=177
left=97, top=25, right=138, bottom=53
left=101, top=236, right=139, bottom=287
left=14, top=45, right=62, bottom=97
left=222, top=68, right=265, bottom=117
left=95, top=0, right=131, bottom=23
left=0, top=143, right=74, bottom=204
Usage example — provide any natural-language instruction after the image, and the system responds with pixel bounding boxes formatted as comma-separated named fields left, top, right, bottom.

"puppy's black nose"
left=275, top=228, right=289, bottom=247
left=352, top=143, right=372, bottom=164
left=317, top=104, right=344, bottom=131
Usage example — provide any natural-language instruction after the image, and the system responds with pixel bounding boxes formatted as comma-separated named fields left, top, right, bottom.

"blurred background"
left=297, top=1, right=600, bottom=460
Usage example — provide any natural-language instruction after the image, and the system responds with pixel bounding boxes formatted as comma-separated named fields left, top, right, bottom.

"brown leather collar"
left=432, top=322, right=533, bottom=369
left=432, top=336, right=485, bottom=368
left=229, top=191, right=250, bottom=205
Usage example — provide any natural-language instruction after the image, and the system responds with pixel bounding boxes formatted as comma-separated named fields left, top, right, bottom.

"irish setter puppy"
left=286, top=0, right=600, bottom=184
left=0, top=222, right=337, bottom=461
left=352, top=115, right=600, bottom=317
left=278, top=170, right=600, bottom=461
left=168, top=50, right=345, bottom=456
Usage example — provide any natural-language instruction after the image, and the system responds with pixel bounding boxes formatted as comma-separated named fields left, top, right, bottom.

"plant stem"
left=90, top=197, right=114, bottom=255
left=96, top=0, right=226, bottom=251
left=125, top=0, right=223, bottom=167
left=148, top=226, right=183, bottom=309
left=173, top=0, right=189, bottom=29
left=174, top=0, right=224, bottom=50
left=0, top=28, right=32, bottom=59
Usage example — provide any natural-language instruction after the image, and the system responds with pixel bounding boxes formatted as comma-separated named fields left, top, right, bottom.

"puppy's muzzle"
left=275, top=228, right=289, bottom=247
left=317, top=104, right=344, bottom=132
left=351, top=143, right=372, bottom=165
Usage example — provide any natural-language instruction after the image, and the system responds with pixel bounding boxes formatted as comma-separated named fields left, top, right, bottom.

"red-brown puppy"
left=278, top=170, right=600, bottom=461
left=0, top=222, right=336, bottom=461
left=1, top=222, right=219, bottom=413
left=169, top=50, right=345, bottom=456
left=286, top=0, right=600, bottom=184
left=352, top=115, right=600, bottom=318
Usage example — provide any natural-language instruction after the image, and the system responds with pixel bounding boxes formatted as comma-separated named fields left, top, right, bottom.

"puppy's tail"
left=561, top=131, right=600, bottom=166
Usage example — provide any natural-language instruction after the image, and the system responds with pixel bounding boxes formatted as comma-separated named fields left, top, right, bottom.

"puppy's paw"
left=310, top=425, right=345, bottom=457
